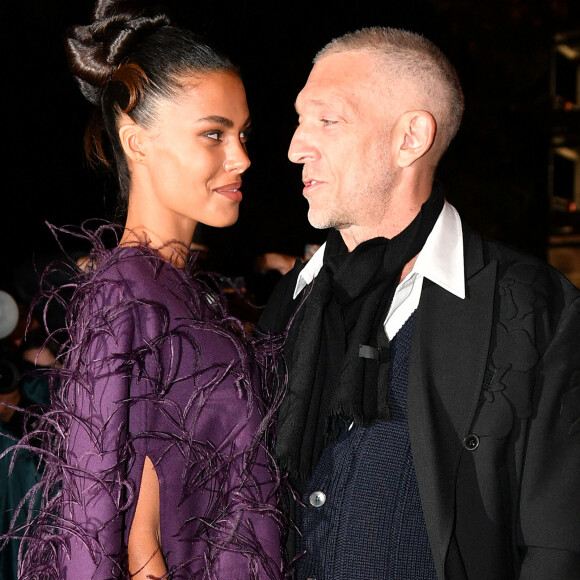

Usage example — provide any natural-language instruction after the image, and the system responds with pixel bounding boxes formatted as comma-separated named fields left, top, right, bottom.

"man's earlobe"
left=398, top=111, right=436, bottom=168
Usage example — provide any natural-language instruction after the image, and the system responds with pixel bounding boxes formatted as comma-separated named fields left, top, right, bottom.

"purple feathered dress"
left=13, top=235, right=286, bottom=579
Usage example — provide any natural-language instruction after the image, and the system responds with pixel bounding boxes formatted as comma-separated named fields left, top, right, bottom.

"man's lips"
left=215, top=182, right=243, bottom=202
left=303, top=179, right=322, bottom=194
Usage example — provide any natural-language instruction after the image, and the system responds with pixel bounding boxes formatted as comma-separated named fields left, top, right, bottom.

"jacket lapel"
left=407, top=227, right=497, bottom=576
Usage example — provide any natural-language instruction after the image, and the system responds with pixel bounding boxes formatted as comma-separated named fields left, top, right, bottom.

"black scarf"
left=275, top=184, right=445, bottom=488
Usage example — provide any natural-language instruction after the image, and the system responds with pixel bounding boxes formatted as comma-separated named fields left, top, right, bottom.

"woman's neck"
left=119, top=226, right=193, bottom=268
left=121, top=200, right=197, bottom=268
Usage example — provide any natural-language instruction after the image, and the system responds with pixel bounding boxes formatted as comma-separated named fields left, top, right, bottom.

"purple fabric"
left=13, top=232, right=285, bottom=579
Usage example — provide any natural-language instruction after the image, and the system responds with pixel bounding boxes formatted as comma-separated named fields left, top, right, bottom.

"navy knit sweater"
left=295, top=313, right=437, bottom=580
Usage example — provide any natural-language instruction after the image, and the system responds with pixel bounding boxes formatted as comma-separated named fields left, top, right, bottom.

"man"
left=260, top=27, right=580, bottom=579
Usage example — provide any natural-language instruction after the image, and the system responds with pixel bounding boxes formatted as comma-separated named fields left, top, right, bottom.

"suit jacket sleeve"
left=518, top=277, right=580, bottom=578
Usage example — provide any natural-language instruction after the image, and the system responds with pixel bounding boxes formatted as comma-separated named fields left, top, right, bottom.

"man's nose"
left=288, top=125, right=317, bottom=164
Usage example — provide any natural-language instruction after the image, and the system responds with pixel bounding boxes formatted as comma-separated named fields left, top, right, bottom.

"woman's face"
left=130, top=71, right=251, bottom=236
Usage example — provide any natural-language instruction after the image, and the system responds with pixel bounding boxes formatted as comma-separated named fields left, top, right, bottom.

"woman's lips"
left=215, top=182, right=243, bottom=202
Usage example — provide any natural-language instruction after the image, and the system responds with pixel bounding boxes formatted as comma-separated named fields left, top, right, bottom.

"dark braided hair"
left=65, top=0, right=238, bottom=208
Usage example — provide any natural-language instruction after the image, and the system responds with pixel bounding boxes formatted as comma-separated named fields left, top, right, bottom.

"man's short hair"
left=315, top=27, right=465, bottom=152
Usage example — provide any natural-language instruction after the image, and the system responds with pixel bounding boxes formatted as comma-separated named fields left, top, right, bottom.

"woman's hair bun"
left=65, top=0, right=170, bottom=105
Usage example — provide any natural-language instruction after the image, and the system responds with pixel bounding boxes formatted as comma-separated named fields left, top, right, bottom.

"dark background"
left=2, top=0, right=579, bottom=303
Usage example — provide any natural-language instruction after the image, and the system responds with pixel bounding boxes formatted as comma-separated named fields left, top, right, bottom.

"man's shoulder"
left=462, top=221, right=580, bottom=305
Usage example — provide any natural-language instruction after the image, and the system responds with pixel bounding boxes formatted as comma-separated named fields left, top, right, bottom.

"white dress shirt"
left=293, top=201, right=466, bottom=340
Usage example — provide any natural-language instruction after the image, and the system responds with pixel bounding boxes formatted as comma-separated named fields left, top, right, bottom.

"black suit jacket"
left=260, top=221, right=580, bottom=579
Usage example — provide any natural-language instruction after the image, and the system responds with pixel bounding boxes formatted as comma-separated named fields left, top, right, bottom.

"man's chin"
left=307, top=208, right=334, bottom=230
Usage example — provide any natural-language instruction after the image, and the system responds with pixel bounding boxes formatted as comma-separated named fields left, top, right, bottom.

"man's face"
left=288, top=51, right=399, bottom=236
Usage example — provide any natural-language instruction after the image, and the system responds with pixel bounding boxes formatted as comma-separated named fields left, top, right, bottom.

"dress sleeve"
left=52, top=282, right=138, bottom=579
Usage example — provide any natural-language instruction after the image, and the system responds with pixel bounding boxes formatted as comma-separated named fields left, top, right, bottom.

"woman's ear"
left=118, top=120, right=148, bottom=164
left=397, top=110, right=436, bottom=168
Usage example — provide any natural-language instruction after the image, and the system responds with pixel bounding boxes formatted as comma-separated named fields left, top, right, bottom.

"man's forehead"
left=294, top=93, right=355, bottom=113
left=295, top=66, right=382, bottom=115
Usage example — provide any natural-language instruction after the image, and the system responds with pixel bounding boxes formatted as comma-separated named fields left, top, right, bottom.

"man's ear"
left=118, top=120, right=148, bottom=164
left=397, top=111, right=436, bottom=168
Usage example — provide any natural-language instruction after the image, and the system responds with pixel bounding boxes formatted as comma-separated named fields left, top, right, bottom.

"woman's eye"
left=321, top=119, right=337, bottom=126
left=205, top=131, right=223, bottom=141
left=240, top=128, right=251, bottom=143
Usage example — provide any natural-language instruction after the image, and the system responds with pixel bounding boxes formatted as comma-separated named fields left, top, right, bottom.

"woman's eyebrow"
left=196, top=115, right=234, bottom=127
left=196, top=115, right=252, bottom=130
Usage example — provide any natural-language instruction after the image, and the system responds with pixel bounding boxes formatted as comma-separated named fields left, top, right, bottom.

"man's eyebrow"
left=294, top=98, right=353, bottom=114
left=294, top=99, right=326, bottom=112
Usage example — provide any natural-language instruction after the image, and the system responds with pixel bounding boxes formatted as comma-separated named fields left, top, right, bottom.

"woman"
left=15, top=0, right=285, bottom=577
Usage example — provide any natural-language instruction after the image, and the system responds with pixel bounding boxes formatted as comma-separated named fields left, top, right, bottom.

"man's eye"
left=321, top=119, right=337, bottom=126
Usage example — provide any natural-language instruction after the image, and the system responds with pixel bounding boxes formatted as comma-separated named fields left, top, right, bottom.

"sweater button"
left=463, top=434, right=480, bottom=451
left=309, top=490, right=326, bottom=507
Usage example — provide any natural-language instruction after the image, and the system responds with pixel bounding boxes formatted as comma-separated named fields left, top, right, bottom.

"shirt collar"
left=293, top=200, right=465, bottom=300
left=411, top=200, right=465, bottom=299
left=293, top=239, right=325, bottom=299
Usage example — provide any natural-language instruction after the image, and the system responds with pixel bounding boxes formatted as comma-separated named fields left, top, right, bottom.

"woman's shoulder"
left=84, top=246, right=177, bottom=298
left=81, top=245, right=222, bottom=319
left=64, top=247, right=170, bottom=324
left=88, top=245, right=162, bottom=281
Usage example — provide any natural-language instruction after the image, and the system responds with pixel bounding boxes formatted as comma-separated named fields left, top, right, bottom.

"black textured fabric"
left=275, top=184, right=445, bottom=485
left=296, top=313, right=437, bottom=579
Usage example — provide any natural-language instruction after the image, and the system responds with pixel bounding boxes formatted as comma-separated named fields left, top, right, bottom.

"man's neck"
left=399, top=255, right=418, bottom=283
left=338, top=185, right=432, bottom=252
